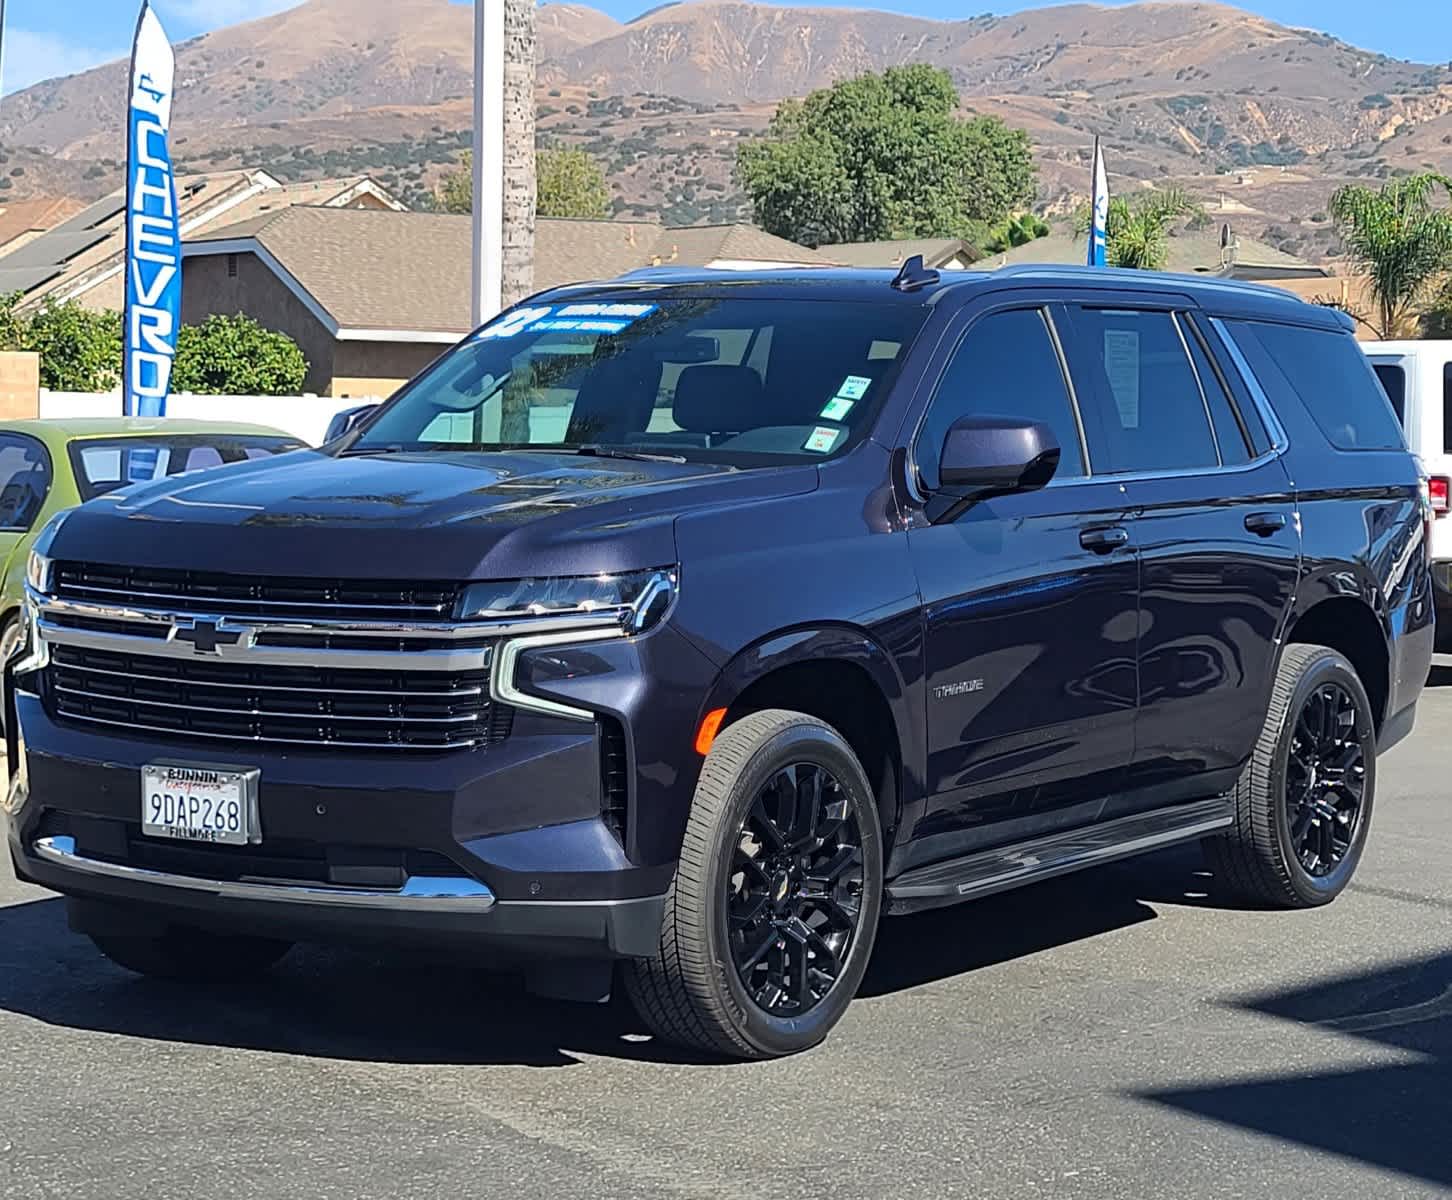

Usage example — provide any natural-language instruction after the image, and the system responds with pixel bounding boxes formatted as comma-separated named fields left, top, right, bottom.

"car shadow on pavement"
left=0, top=846, right=1212, bottom=1067
left=1138, top=949, right=1452, bottom=1190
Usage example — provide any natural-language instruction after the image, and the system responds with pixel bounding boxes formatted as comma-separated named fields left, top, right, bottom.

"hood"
left=50, top=449, right=818, bottom=581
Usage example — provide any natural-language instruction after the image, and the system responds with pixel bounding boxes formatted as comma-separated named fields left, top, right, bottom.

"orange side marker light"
left=695, top=708, right=728, bottom=756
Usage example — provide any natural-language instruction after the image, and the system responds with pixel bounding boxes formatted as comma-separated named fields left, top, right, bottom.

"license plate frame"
left=140, top=762, right=261, bottom=847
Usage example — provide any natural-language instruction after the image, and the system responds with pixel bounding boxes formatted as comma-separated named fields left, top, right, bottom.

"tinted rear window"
left=1226, top=322, right=1404, bottom=451
left=1371, top=363, right=1406, bottom=426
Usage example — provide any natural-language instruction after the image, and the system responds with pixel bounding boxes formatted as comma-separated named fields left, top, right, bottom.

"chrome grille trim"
left=51, top=685, right=486, bottom=724
left=53, top=659, right=484, bottom=699
left=38, top=617, right=495, bottom=672
left=48, top=581, right=453, bottom=618
left=49, top=711, right=492, bottom=752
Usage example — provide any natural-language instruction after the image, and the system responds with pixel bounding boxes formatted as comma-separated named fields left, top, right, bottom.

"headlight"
left=25, top=510, right=70, bottom=595
left=456, top=567, right=677, bottom=633
left=25, top=549, right=52, bottom=596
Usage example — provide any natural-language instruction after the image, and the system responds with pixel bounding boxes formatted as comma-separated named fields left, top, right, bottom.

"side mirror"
left=932, top=415, right=1060, bottom=521
left=325, top=404, right=378, bottom=443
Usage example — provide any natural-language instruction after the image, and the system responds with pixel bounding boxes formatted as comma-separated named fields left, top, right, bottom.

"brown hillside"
left=0, top=0, right=1449, bottom=262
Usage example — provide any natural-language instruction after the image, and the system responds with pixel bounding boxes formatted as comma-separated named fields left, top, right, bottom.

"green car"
left=0, top=418, right=305, bottom=662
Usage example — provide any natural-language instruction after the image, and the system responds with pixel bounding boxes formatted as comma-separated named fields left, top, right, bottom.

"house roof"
left=984, top=227, right=1328, bottom=279
left=184, top=208, right=831, bottom=338
left=1, top=171, right=406, bottom=309
left=816, top=237, right=973, bottom=269
left=0, top=197, right=85, bottom=255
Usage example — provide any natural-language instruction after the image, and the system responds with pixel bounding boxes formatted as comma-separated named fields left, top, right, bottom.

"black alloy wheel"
left=624, top=708, right=883, bottom=1059
left=1203, top=642, right=1376, bottom=908
left=727, top=762, right=865, bottom=1017
left=1285, top=680, right=1368, bottom=878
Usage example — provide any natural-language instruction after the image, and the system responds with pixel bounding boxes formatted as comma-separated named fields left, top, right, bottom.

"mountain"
left=2, top=0, right=1451, bottom=261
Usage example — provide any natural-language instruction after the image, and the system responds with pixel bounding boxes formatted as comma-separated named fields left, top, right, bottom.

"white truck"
left=1364, top=340, right=1452, bottom=648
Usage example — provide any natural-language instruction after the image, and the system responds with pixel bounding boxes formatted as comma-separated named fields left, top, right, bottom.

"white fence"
left=38, top=390, right=378, bottom=447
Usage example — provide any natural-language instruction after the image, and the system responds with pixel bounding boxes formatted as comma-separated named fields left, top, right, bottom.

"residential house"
left=816, top=237, right=977, bottom=271
left=984, top=226, right=1329, bottom=282
left=181, top=208, right=832, bottom=397
left=0, top=171, right=405, bottom=314
left=0, top=197, right=84, bottom=260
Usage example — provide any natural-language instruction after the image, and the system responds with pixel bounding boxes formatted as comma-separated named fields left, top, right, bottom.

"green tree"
left=736, top=64, right=1035, bottom=247
left=25, top=300, right=122, bottom=392
left=1330, top=173, right=1452, bottom=337
left=437, top=147, right=608, bottom=220
left=171, top=314, right=308, bottom=395
left=537, top=147, right=610, bottom=219
left=0, top=292, right=25, bottom=352
left=1075, top=187, right=1201, bottom=271
left=1422, top=276, right=1452, bottom=338
left=982, top=212, right=1050, bottom=254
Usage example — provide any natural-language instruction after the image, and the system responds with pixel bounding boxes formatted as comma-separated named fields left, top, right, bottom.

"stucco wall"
left=0, top=352, right=40, bottom=420
left=182, top=252, right=338, bottom=394
left=331, top=340, right=452, bottom=399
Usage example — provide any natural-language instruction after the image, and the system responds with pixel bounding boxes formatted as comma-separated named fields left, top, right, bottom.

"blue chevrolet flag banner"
left=123, top=1, right=180, bottom=420
left=1088, top=137, right=1109, bottom=269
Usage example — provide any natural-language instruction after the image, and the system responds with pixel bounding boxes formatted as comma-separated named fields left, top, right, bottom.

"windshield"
left=349, top=297, right=929, bottom=465
left=69, top=435, right=304, bottom=501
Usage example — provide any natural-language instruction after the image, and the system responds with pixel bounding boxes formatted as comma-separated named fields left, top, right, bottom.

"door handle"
left=1244, top=511, right=1288, bottom=536
left=1080, top=525, right=1130, bottom=552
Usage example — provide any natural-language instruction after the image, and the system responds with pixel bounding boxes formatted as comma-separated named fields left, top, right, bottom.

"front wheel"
left=625, top=709, right=884, bottom=1059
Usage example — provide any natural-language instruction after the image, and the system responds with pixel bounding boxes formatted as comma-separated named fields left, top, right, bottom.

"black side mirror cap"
left=931, top=415, right=1061, bottom=522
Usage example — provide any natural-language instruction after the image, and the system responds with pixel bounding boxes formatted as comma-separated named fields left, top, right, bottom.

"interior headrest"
left=673, top=365, right=769, bottom=433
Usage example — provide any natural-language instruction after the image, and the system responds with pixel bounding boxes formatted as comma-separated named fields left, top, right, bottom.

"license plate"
left=141, top=764, right=258, bottom=846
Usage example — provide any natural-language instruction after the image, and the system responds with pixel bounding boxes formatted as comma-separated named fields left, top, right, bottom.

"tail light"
left=1429, top=476, right=1450, bottom=518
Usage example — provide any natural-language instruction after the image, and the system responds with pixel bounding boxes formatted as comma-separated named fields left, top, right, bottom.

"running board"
left=884, top=797, right=1233, bottom=915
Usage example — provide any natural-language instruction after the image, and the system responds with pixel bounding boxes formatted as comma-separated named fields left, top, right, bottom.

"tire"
left=0, top=613, right=20, bottom=667
left=1204, top=643, right=1376, bottom=908
left=90, top=927, right=292, bottom=982
left=624, top=709, right=884, bottom=1059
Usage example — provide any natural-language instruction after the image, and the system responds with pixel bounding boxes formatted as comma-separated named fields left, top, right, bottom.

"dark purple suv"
left=4, top=263, right=1433, bottom=1059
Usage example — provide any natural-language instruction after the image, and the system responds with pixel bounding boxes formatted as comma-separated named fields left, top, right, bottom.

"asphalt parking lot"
left=1, top=673, right=1449, bottom=1200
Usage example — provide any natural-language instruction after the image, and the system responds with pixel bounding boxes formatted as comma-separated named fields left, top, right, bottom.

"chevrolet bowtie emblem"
left=168, top=617, right=254, bottom=656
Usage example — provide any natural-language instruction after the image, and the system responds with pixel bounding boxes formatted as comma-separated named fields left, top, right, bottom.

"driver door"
left=905, top=303, right=1139, bottom=863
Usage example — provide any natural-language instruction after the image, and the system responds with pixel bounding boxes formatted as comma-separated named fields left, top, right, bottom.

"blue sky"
left=0, top=0, right=1444, bottom=97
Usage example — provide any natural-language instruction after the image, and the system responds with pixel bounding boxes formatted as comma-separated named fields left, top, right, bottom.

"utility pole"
left=472, top=0, right=505, bottom=328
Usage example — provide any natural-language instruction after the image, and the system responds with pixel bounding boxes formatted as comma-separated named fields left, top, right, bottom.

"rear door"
left=1055, top=303, right=1300, bottom=810
left=906, top=300, right=1139, bottom=863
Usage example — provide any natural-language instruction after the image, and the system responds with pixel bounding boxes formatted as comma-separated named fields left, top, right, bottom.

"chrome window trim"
left=32, top=836, right=497, bottom=912
left=1170, top=311, right=1224, bottom=466
left=1207, top=316, right=1291, bottom=454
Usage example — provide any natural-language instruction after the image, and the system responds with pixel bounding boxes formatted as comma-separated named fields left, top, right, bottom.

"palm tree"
left=1330, top=174, right=1452, bottom=339
left=1076, top=187, right=1201, bottom=271
left=501, top=0, right=537, bottom=308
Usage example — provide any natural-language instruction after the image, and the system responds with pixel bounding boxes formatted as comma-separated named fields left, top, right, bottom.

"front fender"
left=696, top=620, right=926, bottom=820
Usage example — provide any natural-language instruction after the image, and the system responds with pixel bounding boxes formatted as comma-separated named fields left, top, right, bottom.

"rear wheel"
left=625, top=709, right=883, bottom=1059
left=90, top=927, right=293, bottom=982
left=1204, top=643, right=1376, bottom=907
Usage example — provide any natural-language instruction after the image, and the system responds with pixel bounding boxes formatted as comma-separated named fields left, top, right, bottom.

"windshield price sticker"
left=835, top=375, right=872, bottom=401
left=803, top=426, right=843, bottom=454
left=477, top=302, right=658, bottom=340
left=820, top=396, right=855, bottom=421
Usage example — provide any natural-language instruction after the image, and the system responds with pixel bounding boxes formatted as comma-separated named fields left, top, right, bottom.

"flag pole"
left=0, top=0, right=9, bottom=99
left=472, top=0, right=505, bottom=327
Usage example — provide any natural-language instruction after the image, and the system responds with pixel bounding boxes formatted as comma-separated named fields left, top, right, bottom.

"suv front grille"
left=48, top=644, right=512, bottom=751
left=53, top=561, right=460, bottom=624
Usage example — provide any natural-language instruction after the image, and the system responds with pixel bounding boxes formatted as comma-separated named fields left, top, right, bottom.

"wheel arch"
left=698, top=625, right=918, bottom=843
left=1282, top=594, right=1391, bottom=730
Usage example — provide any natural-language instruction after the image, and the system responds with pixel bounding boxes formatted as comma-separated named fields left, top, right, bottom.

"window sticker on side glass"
left=803, top=426, right=843, bottom=453
left=1102, top=330, right=1141, bottom=429
left=820, top=396, right=855, bottom=421
left=835, top=375, right=872, bottom=401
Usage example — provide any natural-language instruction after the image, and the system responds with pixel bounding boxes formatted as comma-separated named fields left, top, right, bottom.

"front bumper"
left=5, top=688, right=678, bottom=961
